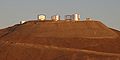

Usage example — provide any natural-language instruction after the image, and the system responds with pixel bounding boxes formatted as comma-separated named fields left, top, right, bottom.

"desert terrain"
left=0, top=20, right=120, bottom=60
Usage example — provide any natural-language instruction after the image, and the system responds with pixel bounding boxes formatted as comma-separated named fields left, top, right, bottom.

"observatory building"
left=51, top=15, right=60, bottom=21
left=36, top=13, right=80, bottom=21
left=37, top=14, right=46, bottom=21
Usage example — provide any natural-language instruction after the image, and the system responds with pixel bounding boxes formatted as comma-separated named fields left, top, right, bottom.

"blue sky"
left=0, top=0, right=120, bottom=30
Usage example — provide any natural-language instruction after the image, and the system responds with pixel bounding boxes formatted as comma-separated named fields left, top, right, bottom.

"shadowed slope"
left=110, top=28, right=120, bottom=36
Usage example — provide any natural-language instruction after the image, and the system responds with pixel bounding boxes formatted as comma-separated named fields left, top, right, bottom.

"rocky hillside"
left=0, top=20, right=120, bottom=60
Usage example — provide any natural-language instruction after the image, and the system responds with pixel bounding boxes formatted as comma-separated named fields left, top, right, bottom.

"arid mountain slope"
left=0, top=20, right=118, bottom=38
left=0, top=20, right=120, bottom=60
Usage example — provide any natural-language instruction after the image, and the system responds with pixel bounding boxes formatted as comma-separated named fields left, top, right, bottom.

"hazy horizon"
left=0, top=0, right=120, bottom=30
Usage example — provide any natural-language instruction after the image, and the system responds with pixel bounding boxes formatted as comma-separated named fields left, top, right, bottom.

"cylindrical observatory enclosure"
left=37, top=14, right=46, bottom=21
left=51, top=15, right=60, bottom=21
left=72, top=13, right=80, bottom=21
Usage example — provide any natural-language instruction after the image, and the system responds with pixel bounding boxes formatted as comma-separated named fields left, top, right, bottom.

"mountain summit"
left=0, top=20, right=120, bottom=60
